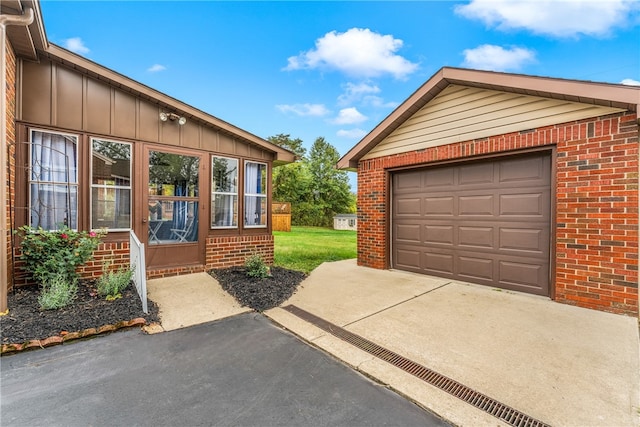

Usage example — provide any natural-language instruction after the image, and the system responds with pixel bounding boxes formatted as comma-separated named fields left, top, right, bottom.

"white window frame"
left=244, top=161, right=268, bottom=229
left=28, top=128, right=79, bottom=231
left=211, top=155, right=239, bottom=229
left=90, top=137, right=133, bottom=232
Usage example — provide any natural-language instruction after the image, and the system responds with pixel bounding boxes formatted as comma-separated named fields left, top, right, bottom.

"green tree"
left=269, top=134, right=355, bottom=227
left=268, top=134, right=306, bottom=159
left=307, top=137, right=354, bottom=227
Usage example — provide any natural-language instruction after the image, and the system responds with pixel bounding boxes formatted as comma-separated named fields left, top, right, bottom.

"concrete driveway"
left=267, top=260, right=640, bottom=427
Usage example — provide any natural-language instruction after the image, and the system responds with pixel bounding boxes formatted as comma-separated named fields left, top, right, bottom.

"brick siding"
left=357, top=112, right=638, bottom=316
left=12, top=235, right=274, bottom=284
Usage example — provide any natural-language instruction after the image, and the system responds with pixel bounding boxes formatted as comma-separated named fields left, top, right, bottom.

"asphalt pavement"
left=1, top=313, right=449, bottom=427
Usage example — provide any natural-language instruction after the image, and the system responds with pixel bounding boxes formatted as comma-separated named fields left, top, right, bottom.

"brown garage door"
left=392, top=152, right=551, bottom=296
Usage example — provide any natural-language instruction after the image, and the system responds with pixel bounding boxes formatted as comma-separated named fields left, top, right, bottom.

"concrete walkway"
left=148, top=260, right=640, bottom=426
left=146, top=272, right=251, bottom=331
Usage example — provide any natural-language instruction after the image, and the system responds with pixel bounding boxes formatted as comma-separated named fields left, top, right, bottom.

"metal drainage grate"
left=282, top=305, right=550, bottom=427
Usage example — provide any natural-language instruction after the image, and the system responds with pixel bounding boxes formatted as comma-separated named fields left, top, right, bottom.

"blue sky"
left=41, top=0, right=640, bottom=164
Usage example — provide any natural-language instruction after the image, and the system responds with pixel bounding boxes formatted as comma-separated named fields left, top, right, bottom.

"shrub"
left=245, top=254, right=270, bottom=279
left=38, top=273, right=78, bottom=310
left=16, top=225, right=105, bottom=285
left=96, top=263, right=133, bottom=299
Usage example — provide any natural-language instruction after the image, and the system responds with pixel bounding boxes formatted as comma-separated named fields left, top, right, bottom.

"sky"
left=40, top=0, right=640, bottom=180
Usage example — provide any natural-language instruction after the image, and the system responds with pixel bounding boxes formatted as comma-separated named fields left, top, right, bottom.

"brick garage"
left=339, top=67, right=639, bottom=316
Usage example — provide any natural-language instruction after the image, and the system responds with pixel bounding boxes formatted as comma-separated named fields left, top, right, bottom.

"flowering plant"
left=16, top=225, right=106, bottom=286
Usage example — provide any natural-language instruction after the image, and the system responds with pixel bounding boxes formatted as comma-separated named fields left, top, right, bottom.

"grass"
left=273, top=226, right=357, bottom=274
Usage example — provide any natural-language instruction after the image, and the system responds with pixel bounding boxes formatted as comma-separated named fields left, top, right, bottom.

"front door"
left=143, top=147, right=204, bottom=269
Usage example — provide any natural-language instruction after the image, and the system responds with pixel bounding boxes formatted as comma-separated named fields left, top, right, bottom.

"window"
left=211, top=156, right=238, bottom=228
left=244, top=162, right=267, bottom=228
left=29, top=129, right=78, bottom=230
left=91, top=139, right=132, bottom=230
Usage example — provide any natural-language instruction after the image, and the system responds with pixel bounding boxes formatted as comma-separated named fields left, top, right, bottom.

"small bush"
left=245, top=254, right=270, bottom=279
left=38, top=274, right=78, bottom=310
left=16, top=225, right=106, bottom=285
left=97, top=264, right=133, bottom=299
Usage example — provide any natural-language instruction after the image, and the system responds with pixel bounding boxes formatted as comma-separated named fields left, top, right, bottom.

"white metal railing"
left=129, top=230, right=148, bottom=313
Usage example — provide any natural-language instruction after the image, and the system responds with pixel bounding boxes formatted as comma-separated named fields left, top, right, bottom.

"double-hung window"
left=29, top=129, right=78, bottom=230
left=244, top=161, right=267, bottom=228
left=211, top=156, right=238, bottom=228
left=91, top=138, right=132, bottom=230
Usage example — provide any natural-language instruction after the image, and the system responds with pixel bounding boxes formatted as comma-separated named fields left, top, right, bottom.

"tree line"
left=269, top=134, right=356, bottom=227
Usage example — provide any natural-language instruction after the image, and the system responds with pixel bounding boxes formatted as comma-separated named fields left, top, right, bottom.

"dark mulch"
left=1, top=281, right=160, bottom=344
left=210, top=266, right=307, bottom=312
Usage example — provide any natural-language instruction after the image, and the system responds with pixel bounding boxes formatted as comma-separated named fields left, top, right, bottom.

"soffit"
left=2, top=0, right=46, bottom=60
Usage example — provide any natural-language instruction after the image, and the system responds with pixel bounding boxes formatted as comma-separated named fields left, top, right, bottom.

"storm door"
left=144, top=148, right=204, bottom=269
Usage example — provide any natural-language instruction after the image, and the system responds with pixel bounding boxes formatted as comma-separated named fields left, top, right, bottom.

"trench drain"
left=282, top=305, right=550, bottom=427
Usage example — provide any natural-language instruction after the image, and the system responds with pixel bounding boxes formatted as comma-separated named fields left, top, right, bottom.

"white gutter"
left=0, top=7, right=34, bottom=314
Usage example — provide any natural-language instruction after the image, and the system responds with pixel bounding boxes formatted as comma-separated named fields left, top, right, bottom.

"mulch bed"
left=210, top=266, right=307, bottom=312
left=1, top=281, right=160, bottom=346
left=1, top=266, right=307, bottom=354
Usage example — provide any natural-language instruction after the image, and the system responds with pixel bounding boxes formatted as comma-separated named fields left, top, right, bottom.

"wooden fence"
left=272, top=202, right=291, bottom=232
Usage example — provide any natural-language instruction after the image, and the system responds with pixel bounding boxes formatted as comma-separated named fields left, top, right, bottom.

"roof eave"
left=44, top=45, right=295, bottom=163
left=338, top=67, right=640, bottom=170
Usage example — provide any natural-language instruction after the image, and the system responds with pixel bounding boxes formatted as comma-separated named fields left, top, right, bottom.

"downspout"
left=0, top=8, right=34, bottom=314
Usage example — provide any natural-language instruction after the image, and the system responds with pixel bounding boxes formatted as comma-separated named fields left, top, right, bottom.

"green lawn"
left=273, top=226, right=357, bottom=274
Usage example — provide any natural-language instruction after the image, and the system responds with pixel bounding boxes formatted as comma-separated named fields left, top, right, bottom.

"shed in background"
left=333, top=214, right=357, bottom=231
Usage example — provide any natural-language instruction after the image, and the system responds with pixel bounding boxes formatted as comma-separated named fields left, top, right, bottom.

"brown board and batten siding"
left=19, top=57, right=273, bottom=161
left=363, top=85, right=625, bottom=160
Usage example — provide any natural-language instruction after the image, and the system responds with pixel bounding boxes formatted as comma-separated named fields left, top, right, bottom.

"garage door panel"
left=392, top=152, right=551, bottom=296
left=499, top=227, right=547, bottom=254
left=424, top=251, right=454, bottom=275
left=395, top=223, right=422, bottom=242
left=424, top=167, right=454, bottom=187
left=458, top=256, right=494, bottom=281
left=424, top=225, right=454, bottom=245
left=500, top=193, right=547, bottom=217
left=458, top=226, right=494, bottom=248
left=459, top=162, right=494, bottom=185
left=395, top=170, right=422, bottom=190
left=395, top=197, right=422, bottom=216
left=395, top=248, right=422, bottom=270
left=499, top=261, right=548, bottom=295
left=458, top=195, right=494, bottom=216
left=499, top=156, right=546, bottom=183
left=424, top=196, right=454, bottom=215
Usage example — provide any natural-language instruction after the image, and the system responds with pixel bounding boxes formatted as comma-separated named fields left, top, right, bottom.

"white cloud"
left=621, top=78, right=640, bottom=86
left=284, top=28, right=418, bottom=79
left=331, top=107, right=368, bottom=125
left=64, top=37, right=90, bottom=55
left=147, top=64, right=167, bottom=73
left=276, top=103, right=330, bottom=117
left=337, top=128, right=367, bottom=139
left=462, top=44, right=536, bottom=71
left=455, top=0, right=639, bottom=38
left=338, top=82, right=380, bottom=105
left=363, top=95, right=399, bottom=109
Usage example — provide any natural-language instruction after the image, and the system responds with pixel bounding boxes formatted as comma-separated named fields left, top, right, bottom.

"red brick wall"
left=13, top=235, right=274, bottom=283
left=6, top=41, right=17, bottom=292
left=358, top=112, right=638, bottom=316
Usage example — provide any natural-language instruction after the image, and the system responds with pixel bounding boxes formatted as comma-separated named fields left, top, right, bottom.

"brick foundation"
left=12, top=234, right=274, bottom=284
left=358, top=112, right=639, bottom=316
